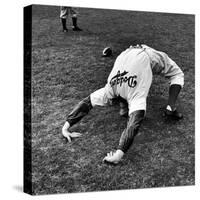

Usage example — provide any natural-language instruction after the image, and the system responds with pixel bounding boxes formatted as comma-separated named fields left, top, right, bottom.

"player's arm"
left=118, top=110, right=145, bottom=152
left=103, top=110, right=145, bottom=164
left=62, top=96, right=93, bottom=142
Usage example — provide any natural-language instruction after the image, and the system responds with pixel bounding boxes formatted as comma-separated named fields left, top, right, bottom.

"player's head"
left=102, top=47, right=112, bottom=57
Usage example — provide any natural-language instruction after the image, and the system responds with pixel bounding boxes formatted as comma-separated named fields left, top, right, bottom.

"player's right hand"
left=103, top=149, right=124, bottom=164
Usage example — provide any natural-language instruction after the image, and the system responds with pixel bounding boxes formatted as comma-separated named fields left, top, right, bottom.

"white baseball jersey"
left=60, top=7, right=77, bottom=19
left=90, top=44, right=184, bottom=115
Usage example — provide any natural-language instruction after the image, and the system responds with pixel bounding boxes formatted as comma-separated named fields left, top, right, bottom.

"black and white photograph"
left=1, top=0, right=199, bottom=200
left=23, top=4, right=195, bottom=195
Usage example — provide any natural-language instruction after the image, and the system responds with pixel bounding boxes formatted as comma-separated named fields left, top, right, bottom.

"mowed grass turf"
left=30, top=5, right=195, bottom=195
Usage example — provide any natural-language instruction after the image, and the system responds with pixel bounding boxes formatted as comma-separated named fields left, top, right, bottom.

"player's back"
left=107, top=46, right=152, bottom=100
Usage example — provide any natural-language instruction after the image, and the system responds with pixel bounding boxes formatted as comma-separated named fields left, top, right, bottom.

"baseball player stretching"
left=62, top=44, right=184, bottom=164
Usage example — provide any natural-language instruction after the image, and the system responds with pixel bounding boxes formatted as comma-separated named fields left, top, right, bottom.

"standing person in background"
left=60, top=6, right=82, bottom=32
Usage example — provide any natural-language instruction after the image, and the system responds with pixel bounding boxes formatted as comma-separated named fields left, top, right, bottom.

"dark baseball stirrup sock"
left=72, top=17, right=82, bottom=31
left=168, top=84, right=181, bottom=110
left=66, top=96, right=93, bottom=127
left=72, top=17, right=77, bottom=27
left=118, top=110, right=145, bottom=153
left=61, top=18, right=67, bottom=30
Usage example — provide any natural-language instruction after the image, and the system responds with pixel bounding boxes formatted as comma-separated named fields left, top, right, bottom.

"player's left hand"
left=62, top=129, right=82, bottom=143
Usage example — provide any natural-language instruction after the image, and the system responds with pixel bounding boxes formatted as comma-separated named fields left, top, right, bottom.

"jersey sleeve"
left=158, top=51, right=184, bottom=87
left=118, top=110, right=145, bottom=153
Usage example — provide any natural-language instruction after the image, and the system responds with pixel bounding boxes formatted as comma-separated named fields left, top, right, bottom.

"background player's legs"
left=69, top=8, right=82, bottom=31
left=60, top=6, right=68, bottom=32
left=61, top=18, right=68, bottom=32
left=72, top=16, right=82, bottom=31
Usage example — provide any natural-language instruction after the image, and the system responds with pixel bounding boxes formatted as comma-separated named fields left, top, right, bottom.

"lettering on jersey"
left=110, top=70, right=137, bottom=88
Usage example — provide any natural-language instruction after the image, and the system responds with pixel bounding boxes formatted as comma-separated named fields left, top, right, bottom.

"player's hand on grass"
left=62, top=130, right=82, bottom=143
left=103, top=149, right=124, bottom=164
left=62, top=122, right=82, bottom=143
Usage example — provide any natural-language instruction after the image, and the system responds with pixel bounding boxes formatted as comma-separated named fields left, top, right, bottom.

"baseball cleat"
left=103, top=150, right=124, bottom=165
left=119, top=101, right=129, bottom=117
left=163, top=108, right=183, bottom=120
left=103, top=159, right=119, bottom=165
left=72, top=26, right=82, bottom=31
left=119, top=108, right=128, bottom=117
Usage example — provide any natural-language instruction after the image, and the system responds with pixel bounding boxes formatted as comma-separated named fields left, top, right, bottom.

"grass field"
left=30, top=5, right=195, bottom=195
